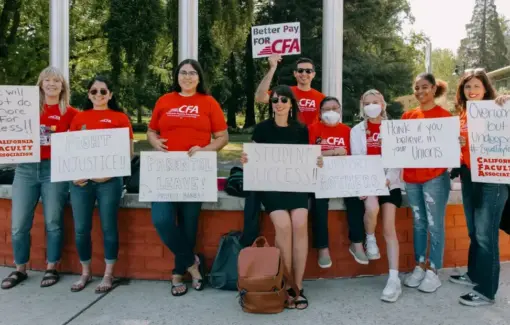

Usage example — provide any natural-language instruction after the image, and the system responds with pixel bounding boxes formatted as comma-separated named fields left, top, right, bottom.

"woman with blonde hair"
left=350, top=89, right=403, bottom=302
left=1, top=67, right=78, bottom=289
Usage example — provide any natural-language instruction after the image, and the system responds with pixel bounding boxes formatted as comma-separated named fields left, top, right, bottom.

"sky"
left=403, top=0, right=510, bottom=53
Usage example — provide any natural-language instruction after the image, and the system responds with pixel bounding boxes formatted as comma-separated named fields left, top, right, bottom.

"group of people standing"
left=0, top=53, right=508, bottom=311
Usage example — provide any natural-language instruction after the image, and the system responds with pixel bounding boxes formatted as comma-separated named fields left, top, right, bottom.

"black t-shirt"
left=252, top=119, right=308, bottom=145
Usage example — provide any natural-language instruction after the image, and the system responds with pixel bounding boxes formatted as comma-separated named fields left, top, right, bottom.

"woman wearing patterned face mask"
left=308, top=97, right=366, bottom=270
left=350, top=89, right=404, bottom=302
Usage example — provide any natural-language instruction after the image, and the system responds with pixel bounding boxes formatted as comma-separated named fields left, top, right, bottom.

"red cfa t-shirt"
left=459, top=111, right=471, bottom=168
left=308, top=121, right=351, bottom=154
left=40, top=104, right=78, bottom=160
left=70, top=109, right=134, bottom=138
left=291, top=86, right=326, bottom=126
left=366, top=121, right=382, bottom=155
left=148, top=92, right=227, bottom=151
left=401, top=105, right=452, bottom=183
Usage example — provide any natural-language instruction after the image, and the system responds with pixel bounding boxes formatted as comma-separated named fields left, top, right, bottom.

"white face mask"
left=321, top=110, right=341, bottom=125
left=364, top=104, right=382, bottom=118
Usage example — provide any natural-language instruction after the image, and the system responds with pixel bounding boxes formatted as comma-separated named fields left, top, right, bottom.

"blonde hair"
left=36, top=66, right=70, bottom=115
left=359, top=89, right=388, bottom=129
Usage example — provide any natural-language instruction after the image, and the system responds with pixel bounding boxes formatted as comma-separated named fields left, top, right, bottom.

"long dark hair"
left=84, top=75, right=122, bottom=112
left=269, top=85, right=299, bottom=122
left=172, top=59, right=209, bottom=94
left=455, top=69, right=497, bottom=113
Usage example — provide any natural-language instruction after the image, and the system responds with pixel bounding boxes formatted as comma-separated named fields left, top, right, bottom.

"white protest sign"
left=50, top=128, right=131, bottom=182
left=316, top=156, right=390, bottom=199
left=251, top=22, right=301, bottom=59
left=243, top=143, right=321, bottom=192
left=381, top=117, right=460, bottom=168
left=467, top=100, right=510, bottom=184
left=138, top=151, right=218, bottom=202
left=0, top=86, right=40, bottom=163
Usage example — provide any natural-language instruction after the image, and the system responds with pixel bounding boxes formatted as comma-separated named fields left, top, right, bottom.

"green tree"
left=457, top=0, right=509, bottom=71
left=500, top=15, right=510, bottom=62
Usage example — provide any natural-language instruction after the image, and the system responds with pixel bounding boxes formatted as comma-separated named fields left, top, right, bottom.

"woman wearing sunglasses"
left=451, top=69, right=509, bottom=307
left=68, top=75, right=134, bottom=293
left=350, top=89, right=403, bottom=302
left=241, top=85, right=323, bottom=310
left=307, top=96, right=366, bottom=270
left=148, top=59, right=228, bottom=297
left=1, top=67, right=78, bottom=290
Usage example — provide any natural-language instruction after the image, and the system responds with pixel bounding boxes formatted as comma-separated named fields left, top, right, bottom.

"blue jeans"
left=406, top=171, right=450, bottom=269
left=11, top=160, right=69, bottom=265
left=69, top=177, right=123, bottom=264
left=461, top=165, right=509, bottom=300
left=151, top=202, right=202, bottom=275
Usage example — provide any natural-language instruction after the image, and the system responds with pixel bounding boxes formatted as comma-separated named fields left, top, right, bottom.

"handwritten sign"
left=138, top=151, right=218, bottom=202
left=50, top=128, right=131, bottom=182
left=381, top=117, right=460, bottom=168
left=0, top=86, right=40, bottom=163
left=467, top=100, right=510, bottom=184
left=251, top=22, right=301, bottom=59
left=316, top=156, right=390, bottom=198
left=243, top=143, right=321, bottom=192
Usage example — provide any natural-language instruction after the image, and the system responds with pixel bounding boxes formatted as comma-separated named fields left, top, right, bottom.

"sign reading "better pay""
left=251, top=22, right=301, bottom=59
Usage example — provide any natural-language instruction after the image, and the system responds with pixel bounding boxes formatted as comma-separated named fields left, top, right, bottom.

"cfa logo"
left=47, top=115, right=61, bottom=120
left=299, top=99, right=316, bottom=108
left=257, top=39, right=300, bottom=56
left=322, top=137, right=345, bottom=146
left=177, top=105, right=199, bottom=114
left=369, top=133, right=380, bottom=142
left=167, top=105, right=200, bottom=118
left=99, top=119, right=112, bottom=123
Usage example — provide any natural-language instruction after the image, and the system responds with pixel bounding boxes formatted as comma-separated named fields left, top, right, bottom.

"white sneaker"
left=365, top=238, right=380, bottom=260
left=418, top=270, right=442, bottom=293
left=404, top=266, right=426, bottom=288
left=381, top=277, right=402, bottom=303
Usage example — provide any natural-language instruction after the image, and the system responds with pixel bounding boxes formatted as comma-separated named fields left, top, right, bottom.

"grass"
left=132, top=132, right=251, bottom=175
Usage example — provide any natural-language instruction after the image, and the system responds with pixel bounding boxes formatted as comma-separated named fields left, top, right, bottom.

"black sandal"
left=286, top=288, right=297, bottom=309
left=171, top=282, right=188, bottom=296
left=295, top=289, right=308, bottom=310
left=40, top=269, right=60, bottom=288
left=1, top=271, right=28, bottom=289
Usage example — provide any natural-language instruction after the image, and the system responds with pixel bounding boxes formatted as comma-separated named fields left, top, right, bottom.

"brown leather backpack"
left=237, top=236, right=299, bottom=314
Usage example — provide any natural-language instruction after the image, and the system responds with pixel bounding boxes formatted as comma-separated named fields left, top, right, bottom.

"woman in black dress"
left=241, top=85, right=322, bottom=310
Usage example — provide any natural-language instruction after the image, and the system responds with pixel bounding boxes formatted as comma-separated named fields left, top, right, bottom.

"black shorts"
left=378, top=188, right=402, bottom=208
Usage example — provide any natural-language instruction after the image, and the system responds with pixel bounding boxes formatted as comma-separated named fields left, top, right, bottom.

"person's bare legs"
left=290, top=208, right=309, bottom=309
left=269, top=210, right=293, bottom=306
left=364, top=196, right=381, bottom=260
left=71, top=263, right=92, bottom=292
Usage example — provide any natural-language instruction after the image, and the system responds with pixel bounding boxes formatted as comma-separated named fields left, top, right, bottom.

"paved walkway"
left=0, top=265, right=509, bottom=325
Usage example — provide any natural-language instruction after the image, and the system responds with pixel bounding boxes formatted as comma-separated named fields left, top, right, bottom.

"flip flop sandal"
left=95, top=275, right=115, bottom=294
left=40, top=269, right=60, bottom=288
left=71, top=275, right=92, bottom=292
left=171, top=282, right=188, bottom=297
left=192, top=253, right=206, bottom=291
left=1, top=271, right=28, bottom=290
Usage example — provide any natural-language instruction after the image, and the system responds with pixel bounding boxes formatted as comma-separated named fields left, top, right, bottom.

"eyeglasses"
left=179, top=70, right=198, bottom=77
left=296, top=68, right=314, bottom=74
left=89, top=88, right=108, bottom=95
left=270, top=96, right=289, bottom=104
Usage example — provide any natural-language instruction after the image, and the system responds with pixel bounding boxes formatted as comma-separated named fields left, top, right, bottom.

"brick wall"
left=0, top=199, right=509, bottom=280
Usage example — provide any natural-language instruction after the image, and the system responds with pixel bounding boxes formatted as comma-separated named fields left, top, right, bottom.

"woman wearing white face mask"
left=308, top=97, right=366, bottom=269
left=350, top=89, right=404, bottom=302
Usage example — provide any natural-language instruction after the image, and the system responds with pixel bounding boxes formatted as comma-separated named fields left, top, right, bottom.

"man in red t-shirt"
left=254, top=55, right=326, bottom=126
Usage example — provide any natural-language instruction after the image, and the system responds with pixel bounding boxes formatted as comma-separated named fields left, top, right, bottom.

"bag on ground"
left=209, top=231, right=243, bottom=291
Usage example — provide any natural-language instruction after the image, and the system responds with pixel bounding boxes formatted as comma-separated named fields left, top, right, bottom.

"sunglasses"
left=270, top=96, right=289, bottom=104
left=89, top=88, right=108, bottom=96
left=296, top=68, right=314, bottom=74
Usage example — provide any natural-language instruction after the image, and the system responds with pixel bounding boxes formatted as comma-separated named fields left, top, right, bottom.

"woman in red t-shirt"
left=350, top=89, right=404, bottom=302
left=68, top=76, right=134, bottom=294
left=1, top=67, right=78, bottom=290
left=449, top=69, right=509, bottom=306
left=147, top=59, right=228, bottom=297
left=308, top=96, right=365, bottom=273
left=402, top=73, right=452, bottom=293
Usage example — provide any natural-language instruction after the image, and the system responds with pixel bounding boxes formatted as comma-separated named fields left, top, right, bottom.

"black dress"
left=251, top=119, right=310, bottom=214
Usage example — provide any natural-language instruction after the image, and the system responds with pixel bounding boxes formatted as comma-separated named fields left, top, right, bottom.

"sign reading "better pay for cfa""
left=251, top=22, right=301, bottom=59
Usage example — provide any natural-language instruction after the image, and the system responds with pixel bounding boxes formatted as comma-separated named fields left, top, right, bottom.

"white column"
left=425, top=40, right=432, bottom=73
left=49, top=0, right=70, bottom=81
left=322, top=0, right=344, bottom=120
left=178, top=0, right=199, bottom=62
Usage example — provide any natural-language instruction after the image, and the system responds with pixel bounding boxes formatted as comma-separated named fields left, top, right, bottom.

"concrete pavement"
left=1, top=265, right=509, bottom=325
